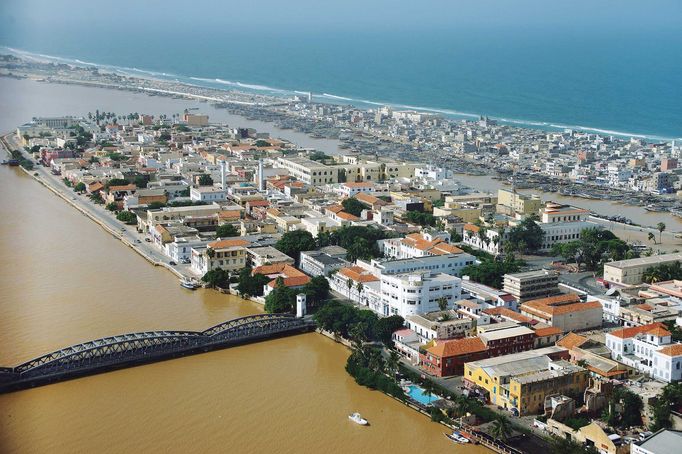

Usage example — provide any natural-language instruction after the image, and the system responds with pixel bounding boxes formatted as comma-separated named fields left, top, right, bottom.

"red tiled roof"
left=657, top=344, right=682, bottom=357
left=427, top=337, right=486, bottom=358
left=608, top=322, right=669, bottom=340
left=534, top=326, right=563, bottom=337
left=556, top=332, right=588, bottom=350
left=208, top=238, right=250, bottom=249
left=338, top=266, right=379, bottom=283
left=267, top=275, right=311, bottom=288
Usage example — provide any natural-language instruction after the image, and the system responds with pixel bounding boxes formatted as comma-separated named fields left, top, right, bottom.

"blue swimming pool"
left=406, top=385, right=440, bottom=405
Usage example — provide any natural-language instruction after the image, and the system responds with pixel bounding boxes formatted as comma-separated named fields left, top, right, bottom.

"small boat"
left=180, top=278, right=200, bottom=290
left=444, top=431, right=469, bottom=444
left=348, top=412, right=368, bottom=426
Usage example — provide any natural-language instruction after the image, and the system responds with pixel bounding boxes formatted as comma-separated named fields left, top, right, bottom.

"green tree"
left=89, top=192, right=104, bottom=204
left=275, top=230, right=316, bottom=263
left=106, top=202, right=119, bottom=212
left=198, top=174, right=213, bottom=186
left=342, top=197, right=366, bottom=217
left=437, top=296, right=449, bottom=311
left=303, top=275, right=330, bottom=308
left=264, top=277, right=296, bottom=313
left=657, top=222, right=666, bottom=244
left=105, top=178, right=128, bottom=189
left=506, top=215, right=545, bottom=254
left=216, top=224, right=239, bottom=237
left=148, top=201, right=166, bottom=210
left=648, top=232, right=657, bottom=244
left=201, top=268, right=231, bottom=288
left=405, top=210, right=436, bottom=226
left=346, top=237, right=372, bottom=262
left=74, top=182, right=86, bottom=193
left=490, top=415, right=513, bottom=441
left=373, top=315, right=405, bottom=345
left=236, top=267, right=270, bottom=297
left=116, top=211, right=137, bottom=224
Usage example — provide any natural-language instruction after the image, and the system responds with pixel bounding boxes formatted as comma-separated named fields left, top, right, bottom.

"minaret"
left=258, top=159, right=264, bottom=192
left=219, top=160, right=227, bottom=190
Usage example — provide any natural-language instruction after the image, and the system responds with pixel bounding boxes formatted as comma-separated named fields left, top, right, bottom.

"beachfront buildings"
left=605, top=323, right=682, bottom=383
left=603, top=253, right=682, bottom=286
left=463, top=347, right=586, bottom=416
left=503, top=269, right=560, bottom=302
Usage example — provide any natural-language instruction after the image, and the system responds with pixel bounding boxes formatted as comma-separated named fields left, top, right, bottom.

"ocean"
left=1, top=27, right=681, bottom=140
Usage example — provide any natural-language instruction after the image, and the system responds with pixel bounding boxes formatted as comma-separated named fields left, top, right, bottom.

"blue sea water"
left=1, top=26, right=681, bottom=140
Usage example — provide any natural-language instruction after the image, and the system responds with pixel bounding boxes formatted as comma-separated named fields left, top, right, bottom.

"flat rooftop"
left=605, top=253, right=682, bottom=269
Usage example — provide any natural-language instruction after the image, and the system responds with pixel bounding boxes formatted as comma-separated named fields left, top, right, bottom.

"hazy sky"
left=2, top=0, right=681, bottom=37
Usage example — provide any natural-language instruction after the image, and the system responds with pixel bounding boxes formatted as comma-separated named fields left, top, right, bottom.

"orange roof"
left=608, top=322, right=669, bottom=340
left=427, top=337, right=487, bottom=358
left=247, top=200, right=270, bottom=207
left=336, top=211, right=360, bottom=221
left=208, top=238, right=250, bottom=249
left=431, top=243, right=464, bottom=255
left=343, top=182, right=374, bottom=188
left=109, top=184, right=136, bottom=192
left=338, top=266, right=379, bottom=283
left=634, top=304, right=653, bottom=312
left=267, top=275, right=311, bottom=288
left=252, top=264, right=305, bottom=278
left=483, top=307, right=537, bottom=325
left=521, top=294, right=602, bottom=317
left=534, top=326, right=563, bottom=337
left=88, top=182, right=104, bottom=191
left=218, top=210, right=242, bottom=219
left=356, top=192, right=386, bottom=206
left=556, top=332, right=589, bottom=350
left=464, top=223, right=480, bottom=233
left=657, top=344, right=682, bottom=357
left=326, top=204, right=344, bottom=214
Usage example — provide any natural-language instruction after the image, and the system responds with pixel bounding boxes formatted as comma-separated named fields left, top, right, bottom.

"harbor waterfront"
left=0, top=165, right=481, bottom=452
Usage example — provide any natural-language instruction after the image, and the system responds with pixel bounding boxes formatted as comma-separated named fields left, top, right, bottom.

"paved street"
left=3, top=133, right=195, bottom=279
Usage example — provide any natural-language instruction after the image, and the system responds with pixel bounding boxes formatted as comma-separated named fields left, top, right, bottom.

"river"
left=0, top=79, right=481, bottom=452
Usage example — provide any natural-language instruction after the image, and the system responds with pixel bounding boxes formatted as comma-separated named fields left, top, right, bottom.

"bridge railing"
left=2, top=314, right=312, bottom=381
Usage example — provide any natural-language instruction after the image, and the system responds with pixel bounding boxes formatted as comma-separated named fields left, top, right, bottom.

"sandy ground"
left=591, top=217, right=682, bottom=253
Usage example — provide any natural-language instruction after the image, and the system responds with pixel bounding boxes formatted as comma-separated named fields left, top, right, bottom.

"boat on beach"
left=180, top=278, right=200, bottom=289
left=348, top=412, right=368, bottom=426
left=444, top=431, right=470, bottom=444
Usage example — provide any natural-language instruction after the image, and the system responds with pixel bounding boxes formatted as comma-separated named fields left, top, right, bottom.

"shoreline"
left=4, top=46, right=679, bottom=142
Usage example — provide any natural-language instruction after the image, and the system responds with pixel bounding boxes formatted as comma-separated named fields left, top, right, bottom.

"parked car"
left=169, top=261, right=177, bottom=266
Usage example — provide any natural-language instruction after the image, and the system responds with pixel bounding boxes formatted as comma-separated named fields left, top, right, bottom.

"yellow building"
left=463, top=346, right=588, bottom=415
left=547, top=421, right=629, bottom=454
left=497, top=189, right=543, bottom=216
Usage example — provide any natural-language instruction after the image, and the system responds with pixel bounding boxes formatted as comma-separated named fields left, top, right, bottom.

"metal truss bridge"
left=0, top=313, right=314, bottom=393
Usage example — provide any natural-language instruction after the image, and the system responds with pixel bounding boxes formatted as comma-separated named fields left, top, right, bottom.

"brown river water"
left=0, top=79, right=483, bottom=453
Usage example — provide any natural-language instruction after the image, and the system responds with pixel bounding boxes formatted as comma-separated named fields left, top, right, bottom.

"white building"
left=371, top=272, right=462, bottom=318
left=359, top=253, right=476, bottom=278
left=605, top=323, right=682, bottom=383
left=190, top=186, right=227, bottom=202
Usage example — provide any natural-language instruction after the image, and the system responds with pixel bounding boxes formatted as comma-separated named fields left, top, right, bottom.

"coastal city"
left=2, top=52, right=682, bottom=216
left=2, top=88, right=682, bottom=454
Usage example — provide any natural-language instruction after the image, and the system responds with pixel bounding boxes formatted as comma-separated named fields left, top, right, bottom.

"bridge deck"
left=0, top=314, right=315, bottom=393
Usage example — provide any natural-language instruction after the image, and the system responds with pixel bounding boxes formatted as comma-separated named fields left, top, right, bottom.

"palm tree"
left=657, top=222, right=666, bottom=244
left=356, top=282, right=364, bottom=304
left=422, top=380, right=436, bottom=403
left=346, top=278, right=353, bottom=300
left=386, top=351, right=400, bottom=377
left=648, top=232, right=657, bottom=245
left=490, top=415, right=513, bottom=441
left=437, top=296, right=448, bottom=311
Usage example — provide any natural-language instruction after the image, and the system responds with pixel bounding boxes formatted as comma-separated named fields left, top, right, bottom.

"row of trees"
left=552, top=227, right=636, bottom=271
left=462, top=252, right=525, bottom=288
left=275, top=226, right=396, bottom=264
left=313, top=300, right=404, bottom=345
